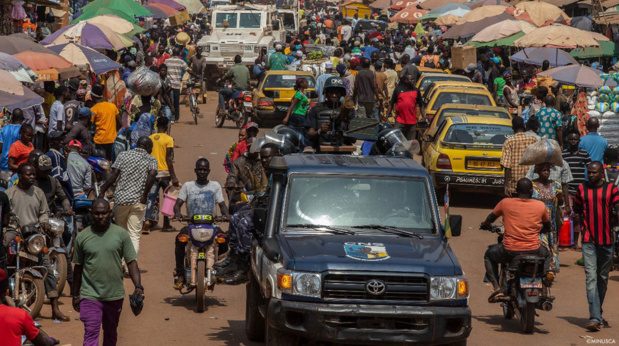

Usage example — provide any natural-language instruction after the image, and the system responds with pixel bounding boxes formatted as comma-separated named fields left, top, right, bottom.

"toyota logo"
left=366, top=280, right=386, bottom=295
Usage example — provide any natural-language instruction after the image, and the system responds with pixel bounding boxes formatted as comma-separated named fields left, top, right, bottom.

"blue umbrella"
left=512, top=48, right=578, bottom=67
left=47, top=43, right=121, bottom=75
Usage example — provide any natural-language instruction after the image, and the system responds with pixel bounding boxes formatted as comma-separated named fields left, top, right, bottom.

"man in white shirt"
left=49, top=86, right=69, bottom=134
left=341, top=20, right=352, bottom=42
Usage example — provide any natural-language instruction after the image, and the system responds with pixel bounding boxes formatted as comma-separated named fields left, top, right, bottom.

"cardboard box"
left=169, top=10, right=190, bottom=27
left=451, top=45, right=477, bottom=71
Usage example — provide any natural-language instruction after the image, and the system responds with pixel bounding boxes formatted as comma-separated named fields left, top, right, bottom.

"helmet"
left=322, top=76, right=347, bottom=95
left=264, top=131, right=300, bottom=154
left=276, top=126, right=301, bottom=148
left=386, top=143, right=413, bottom=158
left=249, top=137, right=267, bottom=154
left=375, top=122, right=393, bottom=136
left=376, top=129, right=407, bottom=154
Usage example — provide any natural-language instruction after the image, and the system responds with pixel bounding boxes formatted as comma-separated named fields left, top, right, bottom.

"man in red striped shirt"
left=573, top=161, right=619, bottom=332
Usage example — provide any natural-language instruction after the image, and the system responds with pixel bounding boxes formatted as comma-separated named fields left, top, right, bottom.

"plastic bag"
left=126, top=67, right=161, bottom=96
left=519, top=139, right=563, bottom=166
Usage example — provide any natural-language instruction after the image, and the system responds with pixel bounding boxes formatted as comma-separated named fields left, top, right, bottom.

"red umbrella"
left=148, top=3, right=179, bottom=16
left=391, top=8, right=429, bottom=24
left=13, top=51, right=73, bottom=71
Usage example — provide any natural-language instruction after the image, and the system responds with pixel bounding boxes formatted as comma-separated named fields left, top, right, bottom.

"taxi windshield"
left=263, top=74, right=316, bottom=89
left=284, top=175, right=437, bottom=233
left=443, top=124, right=513, bottom=145
left=420, top=76, right=470, bottom=91
left=431, top=92, right=492, bottom=111
left=435, top=109, right=510, bottom=128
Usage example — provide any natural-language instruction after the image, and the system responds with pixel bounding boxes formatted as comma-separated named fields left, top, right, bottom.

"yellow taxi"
left=416, top=73, right=471, bottom=95
left=252, top=70, right=317, bottom=125
left=422, top=116, right=513, bottom=194
left=422, top=86, right=495, bottom=121
left=423, top=81, right=488, bottom=100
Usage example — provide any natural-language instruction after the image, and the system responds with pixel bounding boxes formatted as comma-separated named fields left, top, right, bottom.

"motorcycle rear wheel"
left=236, top=111, right=248, bottom=129
left=196, top=261, right=206, bottom=313
left=521, top=301, right=536, bottom=333
left=17, top=273, right=45, bottom=318
left=50, top=252, right=68, bottom=296
left=215, top=113, right=225, bottom=128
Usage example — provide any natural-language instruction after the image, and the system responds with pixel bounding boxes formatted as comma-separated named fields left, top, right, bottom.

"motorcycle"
left=481, top=223, right=554, bottom=334
left=216, top=79, right=251, bottom=129
left=86, top=149, right=110, bottom=199
left=46, top=216, right=68, bottom=297
left=4, top=214, right=48, bottom=318
left=174, top=214, right=228, bottom=313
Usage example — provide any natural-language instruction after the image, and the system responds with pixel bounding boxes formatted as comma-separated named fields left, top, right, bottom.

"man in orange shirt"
left=324, top=15, right=334, bottom=32
left=90, top=84, right=121, bottom=160
left=481, top=178, right=552, bottom=300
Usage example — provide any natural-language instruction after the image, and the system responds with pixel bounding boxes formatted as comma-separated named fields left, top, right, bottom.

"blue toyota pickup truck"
left=245, top=154, right=471, bottom=345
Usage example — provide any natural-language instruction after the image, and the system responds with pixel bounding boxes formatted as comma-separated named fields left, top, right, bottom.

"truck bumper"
left=253, top=108, right=286, bottom=122
left=267, top=299, right=471, bottom=345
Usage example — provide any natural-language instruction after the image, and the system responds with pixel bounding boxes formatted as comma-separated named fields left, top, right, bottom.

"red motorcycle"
left=216, top=79, right=251, bottom=129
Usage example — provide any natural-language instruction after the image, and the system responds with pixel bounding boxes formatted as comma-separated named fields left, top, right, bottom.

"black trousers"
left=484, top=243, right=549, bottom=284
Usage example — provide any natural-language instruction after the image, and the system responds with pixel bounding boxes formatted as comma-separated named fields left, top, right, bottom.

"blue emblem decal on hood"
left=344, top=242, right=390, bottom=261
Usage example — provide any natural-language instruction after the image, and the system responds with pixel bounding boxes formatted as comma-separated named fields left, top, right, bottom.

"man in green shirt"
left=267, top=43, right=288, bottom=71
left=217, top=55, right=251, bottom=116
left=72, top=199, right=143, bottom=346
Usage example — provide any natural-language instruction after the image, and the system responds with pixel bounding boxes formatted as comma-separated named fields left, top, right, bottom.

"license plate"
left=467, top=160, right=500, bottom=169
left=276, top=106, right=289, bottom=112
left=520, top=277, right=542, bottom=289
left=198, top=252, right=205, bottom=259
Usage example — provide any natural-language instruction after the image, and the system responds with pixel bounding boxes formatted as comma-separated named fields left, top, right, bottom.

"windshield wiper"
left=352, top=225, right=424, bottom=239
left=286, top=224, right=357, bottom=235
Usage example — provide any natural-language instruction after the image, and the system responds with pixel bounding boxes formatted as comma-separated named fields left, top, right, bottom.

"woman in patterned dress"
left=532, top=162, right=562, bottom=277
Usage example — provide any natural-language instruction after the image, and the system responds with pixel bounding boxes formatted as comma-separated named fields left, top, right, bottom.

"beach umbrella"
left=455, top=5, right=509, bottom=24
left=419, top=3, right=468, bottom=19
left=506, top=2, right=570, bottom=27
left=390, top=0, right=420, bottom=11
left=72, top=7, right=138, bottom=23
left=536, top=64, right=605, bottom=88
left=570, top=41, right=619, bottom=59
left=0, top=71, right=43, bottom=110
left=144, top=5, right=171, bottom=19
left=468, top=0, right=509, bottom=9
left=512, top=47, right=577, bottom=67
left=82, top=15, right=144, bottom=36
left=41, top=22, right=134, bottom=50
left=80, top=0, right=152, bottom=18
left=419, top=0, right=467, bottom=11
left=175, top=0, right=206, bottom=14
left=0, top=36, right=59, bottom=55
left=13, top=51, right=73, bottom=71
left=34, top=67, right=82, bottom=82
left=434, top=14, right=460, bottom=26
left=469, top=19, right=536, bottom=43
left=47, top=43, right=122, bottom=75
left=0, top=52, right=38, bottom=83
left=147, top=3, right=180, bottom=16
left=148, top=0, right=185, bottom=10
left=442, top=12, right=512, bottom=39
left=439, top=8, right=470, bottom=17
left=467, top=32, right=526, bottom=47
left=514, top=24, right=607, bottom=48
left=0, top=70, right=25, bottom=96
left=8, top=32, right=35, bottom=41
left=391, top=8, right=429, bottom=24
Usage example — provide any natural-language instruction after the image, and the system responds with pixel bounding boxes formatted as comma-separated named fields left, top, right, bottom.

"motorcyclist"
left=225, top=137, right=268, bottom=211
left=480, top=177, right=552, bottom=302
left=172, top=158, right=229, bottom=289
left=216, top=55, right=250, bottom=117
left=306, top=76, right=355, bottom=152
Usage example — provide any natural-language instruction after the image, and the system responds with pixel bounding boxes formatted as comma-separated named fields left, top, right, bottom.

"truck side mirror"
left=263, top=238, right=280, bottom=262
left=449, top=215, right=462, bottom=237
left=254, top=207, right=267, bottom=234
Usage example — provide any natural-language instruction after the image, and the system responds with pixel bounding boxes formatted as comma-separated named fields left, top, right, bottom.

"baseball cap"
left=465, top=63, right=476, bottom=73
left=78, top=107, right=93, bottom=118
left=35, top=154, right=52, bottom=171
left=69, top=140, right=82, bottom=149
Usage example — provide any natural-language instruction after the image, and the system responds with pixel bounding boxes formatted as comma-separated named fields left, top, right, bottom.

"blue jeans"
left=172, top=88, right=180, bottom=121
left=218, top=87, right=234, bottom=109
left=582, top=242, right=613, bottom=323
left=146, top=177, right=171, bottom=226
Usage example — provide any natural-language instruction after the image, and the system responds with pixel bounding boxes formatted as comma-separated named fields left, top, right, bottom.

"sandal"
left=488, top=289, right=505, bottom=303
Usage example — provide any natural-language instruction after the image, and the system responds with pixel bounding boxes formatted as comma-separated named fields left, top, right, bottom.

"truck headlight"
left=430, top=276, right=468, bottom=301
left=204, top=45, right=210, bottom=53
left=277, top=269, right=321, bottom=298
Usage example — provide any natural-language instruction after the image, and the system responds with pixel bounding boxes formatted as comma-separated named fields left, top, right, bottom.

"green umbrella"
left=80, top=0, right=152, bottom=19
left=72, top=7, right=139, bottom=24
left=467, top=32, right=525, bottom=48
left=570, top=41, right=619, bottom=59
left=419, top=13, right=442, bottom=21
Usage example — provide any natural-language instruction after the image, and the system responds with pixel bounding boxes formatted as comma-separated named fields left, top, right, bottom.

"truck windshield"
left=214, top=13, right=238, bottom=28
left=284, top=175, right=436, bottom=233
left=239, top=13, right=262, bottom=28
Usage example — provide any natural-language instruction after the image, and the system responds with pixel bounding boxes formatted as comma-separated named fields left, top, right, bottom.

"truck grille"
left=219, top=45, right=241, bottom=57
left=323, top=273, right=428, bottom=302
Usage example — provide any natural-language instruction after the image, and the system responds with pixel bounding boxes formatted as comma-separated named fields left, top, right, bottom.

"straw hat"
left=175, top=32, right=191, bottom=45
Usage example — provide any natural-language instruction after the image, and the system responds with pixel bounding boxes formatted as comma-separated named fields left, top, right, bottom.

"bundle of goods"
left=589, top=85, right=619, bottom=146
left=519, top=138, right=563, bottom=166
left=127, top=67, right=162, bottom=96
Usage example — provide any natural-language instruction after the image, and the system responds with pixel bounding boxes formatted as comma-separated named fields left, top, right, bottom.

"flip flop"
left=488, top=289, right=505, bottom=303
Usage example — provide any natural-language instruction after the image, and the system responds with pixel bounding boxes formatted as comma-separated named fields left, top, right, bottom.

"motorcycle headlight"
left=190, top=227, right=214, bottom=242
left=97, top=159, right=111, bottom=171
left=277, top=269, right=321, bottom=298
left=26, top=234, right=46, bottom=255
left=48, top=218, right=65, bottom=235
left=430, top=276, right=468, bottom=301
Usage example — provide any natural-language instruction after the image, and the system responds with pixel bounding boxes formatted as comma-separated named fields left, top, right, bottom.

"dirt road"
left=38, top=92, right=618, bottom=345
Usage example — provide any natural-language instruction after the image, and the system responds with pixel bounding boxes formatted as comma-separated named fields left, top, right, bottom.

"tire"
left=215, top=112, right=225, bottom=128
left=50, top=252, right=68, bottom=296
left=266, top=320, right=299, bottom=346
left=245, top=273, right=266, bottom=341
left=521, top=301, right=536, bottom=334
left=19, top=273, right=45, bottom=318
left=190, top=95, right=198, bottom=125
left=502, top=304, right=513, bottom=320
left=196, top=261, right=206, bottom=313
left=236, top=111, right=248, bottom=129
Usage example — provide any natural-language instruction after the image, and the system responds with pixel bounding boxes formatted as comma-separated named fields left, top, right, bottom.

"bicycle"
left=187, top=78, right=203, bottom=125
